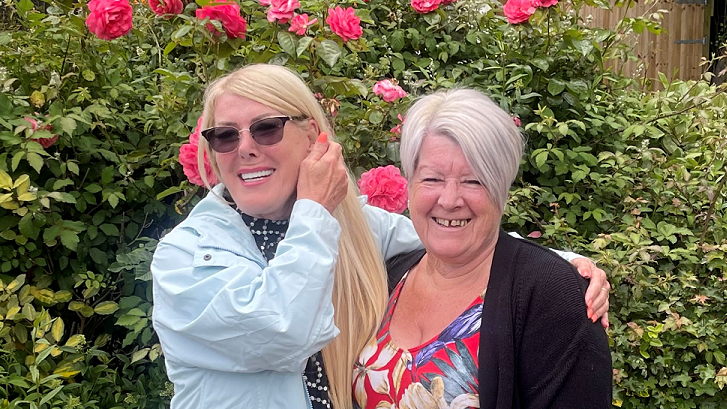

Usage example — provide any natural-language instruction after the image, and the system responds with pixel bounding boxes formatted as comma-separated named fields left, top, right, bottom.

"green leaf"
left=117, top=315, right=141, bottom=327
left=59, top=117, right=77, bottom=135
left=131, top=348, right=149, bottom=364
left=566, top=79, right=589, bottom=96
left=6, top=274, right=26, bottom=292
left=171, top=24, right=192, bottom=41
left=296, top=36, right=314, bottom=57
left=316, top=40, right=342, bottom=68
left=535, top=151, right=549, bottom=169
left=59, top=230, right=79, bottom=251
left=108, top=193, right=119, bottom=208
left=47, top=192, right=76, bottom=203
left=99, top=223, right=120, bottom=236
left=101, top=166, right=115, bottom=184
left=423, top=11, right=441, bottom=25
left=0, top=169, right=11, bottom=189
left=277, top=31, right=297, bottom=56
left=54, top=290, right=72, bottom=303
left=26, top=152, right=44, bottom=173
left=163, top=42, right=177, bottom=55
left=94, top=301, right=119, bottom=315
left=39, top=385, right=64, bottom=406
left=548, top=79, right=566, bottom=96
left=390, top=30, right=405, bottom=52
left=18, top=0, right=33, bottom=12
left=18, top=214, right=36, bottom=239
left=369, top=110, right=384, bottom=124
left=89, top=248, right=107, bottom=264
left=82, top=70, right=96, bottom=82
left=68, top=301, right=86, bottom=312
left=53, top=179, right=75, bottom=190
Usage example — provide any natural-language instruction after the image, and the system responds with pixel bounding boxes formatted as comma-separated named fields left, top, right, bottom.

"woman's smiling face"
left=212, top=93, right=317, bottom=220
left=408, top=134, right=501, bottom=264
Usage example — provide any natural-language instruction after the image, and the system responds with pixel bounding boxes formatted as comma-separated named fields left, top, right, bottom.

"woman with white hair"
left=151, top=65, right=610, bottom=409
left=353, top=88, right=612, bottom=409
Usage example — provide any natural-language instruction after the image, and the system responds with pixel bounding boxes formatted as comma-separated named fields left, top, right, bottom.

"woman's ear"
left=306, top=118, right=321, bottom=148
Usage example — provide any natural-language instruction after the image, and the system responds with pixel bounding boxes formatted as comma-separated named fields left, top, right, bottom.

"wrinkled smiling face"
left=408, top=134, right=501, bottom=264
left=212, top=93, right=317, bottom=220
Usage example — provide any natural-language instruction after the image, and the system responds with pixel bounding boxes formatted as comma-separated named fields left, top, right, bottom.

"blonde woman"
left=151, top=65, right=610, bottom=409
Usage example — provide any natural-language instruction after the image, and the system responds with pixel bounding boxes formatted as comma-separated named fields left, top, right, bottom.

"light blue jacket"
left=151, top=185, right=423, bottom=409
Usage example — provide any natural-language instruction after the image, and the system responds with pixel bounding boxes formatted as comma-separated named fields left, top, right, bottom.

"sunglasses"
left=201, top=116, right=304, bottom=153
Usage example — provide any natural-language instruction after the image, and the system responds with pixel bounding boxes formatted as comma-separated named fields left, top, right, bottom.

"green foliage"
left=0, top=0, right=725, bottom=407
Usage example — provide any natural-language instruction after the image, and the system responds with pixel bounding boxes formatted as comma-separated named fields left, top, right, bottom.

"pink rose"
left=85, top=0, right=133, bottom=40
left=527, top=231, right=542, bottom=238
left=148, top=0, right=183, bottom=17
left=25, top=117, right=58, bottom=148
left=390, top=114, right=405, bottom=135
left=196, top=1, right=247, bottom=39
left=179, top=116, right=219, bottom=187
left=258, top=0, right=271, bottom=5
left=288, top=13, right=317, bottom=35
left=503, top=0, right=536, bottom=24
left=410, top=0, right=441, bottom=14
left=512, top=116, right=521, bottom=127
left=373, top=79, right=407, bottom=103
left=267, top=0, right=299, bottom=23
left=326, top=6, right=362, bottom=42
left=532, top=0, right=558, bottom=7
left=24, top=117, right=38, bottom=130
left=440, top=0, right=456, bottom=5
left=357, top=165, right=408, bottom=214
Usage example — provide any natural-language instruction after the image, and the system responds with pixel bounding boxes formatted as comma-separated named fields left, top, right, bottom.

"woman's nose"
left=438, top=181, right=463, bottom=209
left=236, top=130, right=259, bottom=158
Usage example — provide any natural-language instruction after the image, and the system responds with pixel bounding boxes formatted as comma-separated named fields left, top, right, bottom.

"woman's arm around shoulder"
left=361, top=199, right=424, bottom=260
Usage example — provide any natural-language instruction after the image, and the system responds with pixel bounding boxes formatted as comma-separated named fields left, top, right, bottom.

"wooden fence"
left=580, top=0, right=710, bottom=82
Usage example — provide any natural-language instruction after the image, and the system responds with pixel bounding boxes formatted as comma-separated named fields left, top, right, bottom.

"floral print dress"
left=352, top=274, right=484, bottom=409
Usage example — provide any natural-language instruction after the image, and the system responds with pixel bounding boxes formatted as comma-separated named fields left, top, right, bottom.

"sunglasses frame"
left=201, top=116, right=306, bottom=153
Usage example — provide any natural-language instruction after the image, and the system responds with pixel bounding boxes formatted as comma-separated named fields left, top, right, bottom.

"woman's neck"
left=418, top=241, right=496, bottom=292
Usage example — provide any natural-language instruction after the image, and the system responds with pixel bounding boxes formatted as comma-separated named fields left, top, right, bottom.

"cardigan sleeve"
left=513, top=244, right=612, bottom=409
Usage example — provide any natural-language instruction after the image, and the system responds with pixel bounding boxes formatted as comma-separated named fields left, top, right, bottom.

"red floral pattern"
left=352, top=276, right=483, bottom=409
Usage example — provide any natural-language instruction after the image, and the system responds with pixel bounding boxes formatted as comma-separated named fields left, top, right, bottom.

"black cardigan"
left=385, top=229, right=612, bottom=409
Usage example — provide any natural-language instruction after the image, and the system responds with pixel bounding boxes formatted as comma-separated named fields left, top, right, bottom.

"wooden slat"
left=579, top=0, right=705, bottom=84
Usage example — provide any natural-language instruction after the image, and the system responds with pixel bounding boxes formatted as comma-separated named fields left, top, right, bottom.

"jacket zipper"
left=303, top=375, right=313, bottom=409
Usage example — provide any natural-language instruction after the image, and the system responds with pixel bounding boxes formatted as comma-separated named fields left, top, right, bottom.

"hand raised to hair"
left=297, top=133, right=348, bottom=214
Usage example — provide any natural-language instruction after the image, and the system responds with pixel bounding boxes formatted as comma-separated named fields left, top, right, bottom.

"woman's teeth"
left=434, top=218, right=470, bottom=227
left=239, top=169, right=273, bottom=181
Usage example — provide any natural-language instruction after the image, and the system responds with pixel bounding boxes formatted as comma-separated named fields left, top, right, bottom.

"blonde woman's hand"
left=572, top=257, right=610, bottom=329
left=297, top=133, right=348, bottom=214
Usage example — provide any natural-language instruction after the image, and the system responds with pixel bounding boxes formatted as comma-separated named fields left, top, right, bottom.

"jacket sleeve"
left=361, top=200, right=424, bottom=260
left=515, top=248, right=612, bottom=408
left=506, top=231, right=587, bottom=262
left=151, top=199, right=340, bottom=374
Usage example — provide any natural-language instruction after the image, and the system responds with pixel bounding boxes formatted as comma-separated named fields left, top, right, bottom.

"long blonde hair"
left=197, top=64, right=388, bottom=409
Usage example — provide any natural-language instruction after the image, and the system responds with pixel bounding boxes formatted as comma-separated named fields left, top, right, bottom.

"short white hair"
left=400, top=88, right=525, bottom=212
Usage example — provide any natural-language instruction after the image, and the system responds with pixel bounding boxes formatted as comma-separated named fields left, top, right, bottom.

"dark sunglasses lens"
left=250, top=118, right=286, bottom=146
left=206, top=127, right=240, bottom=153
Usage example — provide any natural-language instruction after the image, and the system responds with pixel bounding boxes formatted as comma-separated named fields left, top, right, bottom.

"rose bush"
left=1, top=0, right=726, bottom=407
